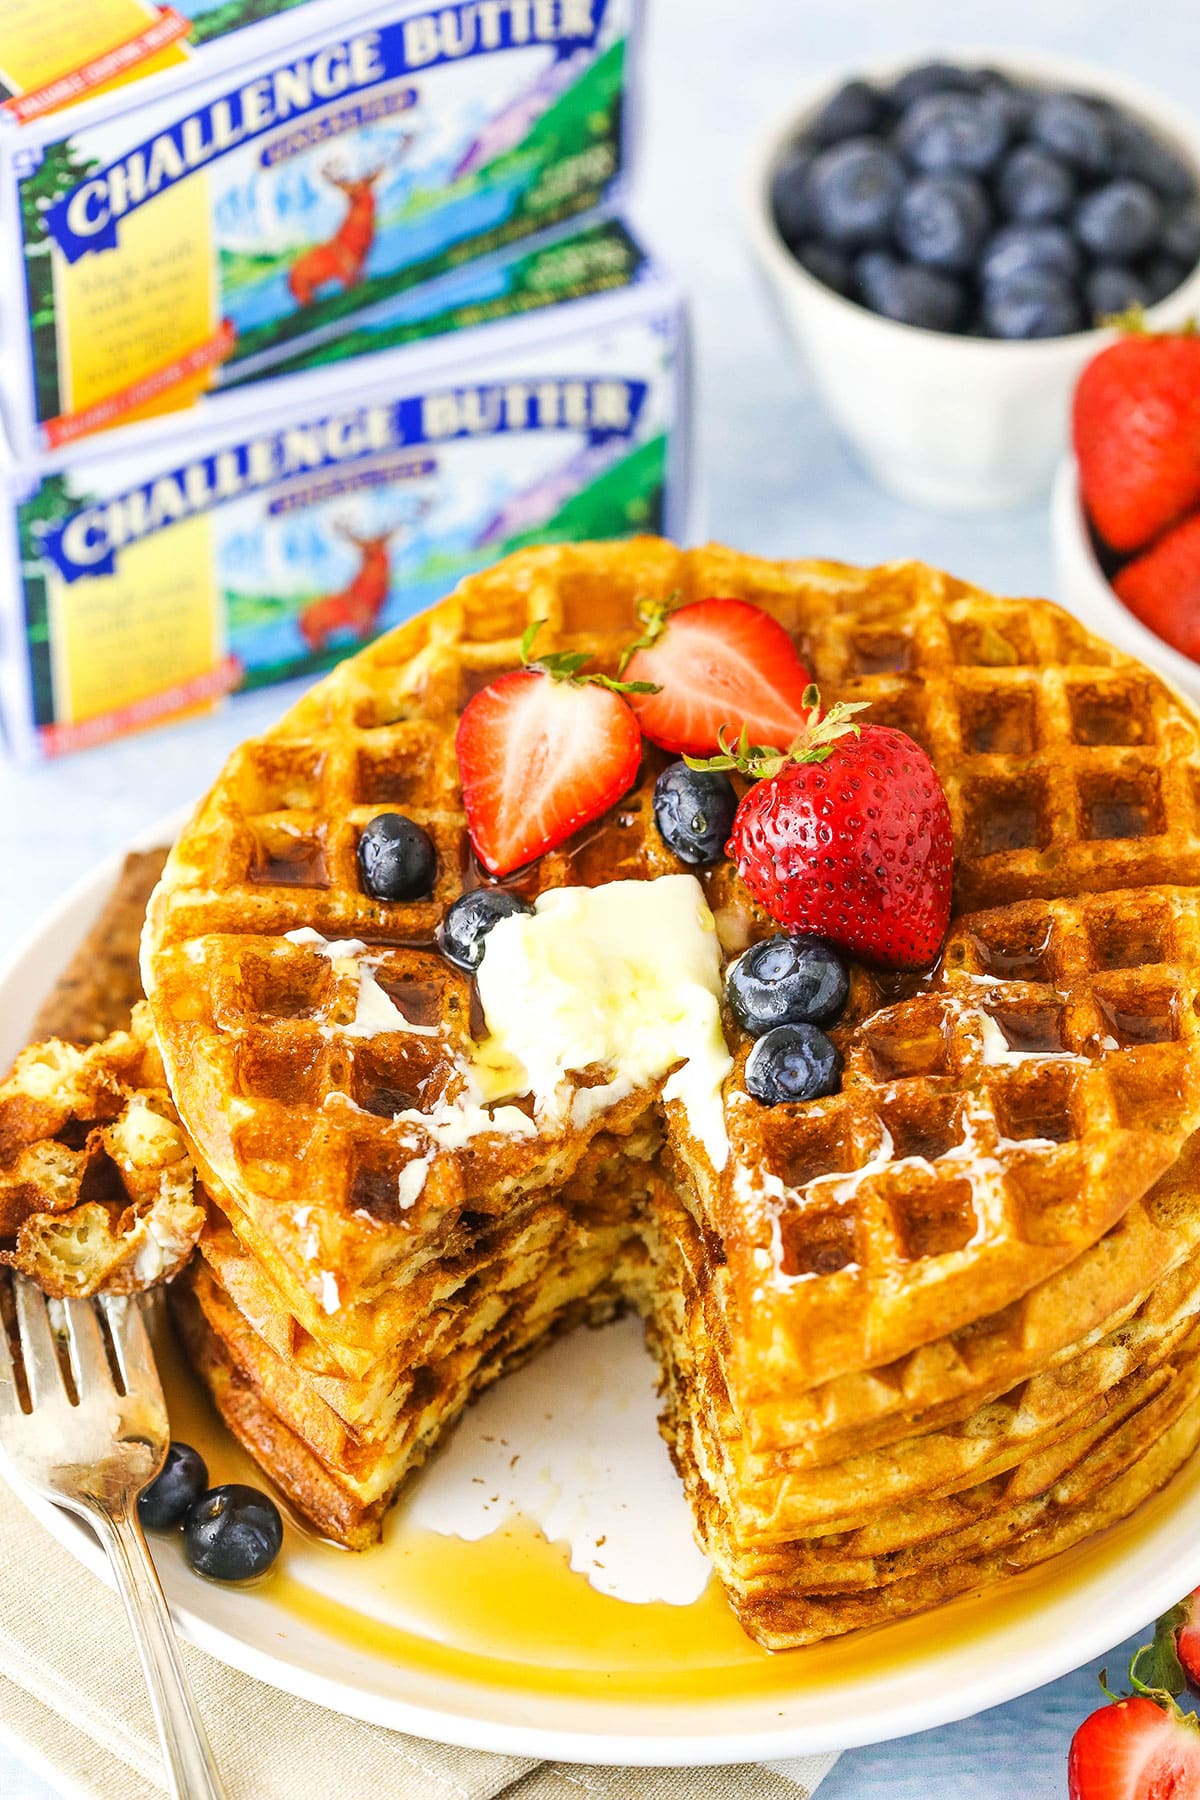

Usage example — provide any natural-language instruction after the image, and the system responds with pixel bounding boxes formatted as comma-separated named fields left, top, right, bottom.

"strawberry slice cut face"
left=1068, top=1695, right=1200, bottom=1800
left=624, top=597, right=814, bottom=757
left=457, top=668, right=642, bottom=877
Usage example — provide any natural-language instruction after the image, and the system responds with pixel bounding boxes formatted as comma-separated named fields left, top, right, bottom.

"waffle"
left=32, top=851, right=167, bottom=1045
left=1, top=1000, right=203, bottom=1296
left=117, top=539, right=1200, bottom=1640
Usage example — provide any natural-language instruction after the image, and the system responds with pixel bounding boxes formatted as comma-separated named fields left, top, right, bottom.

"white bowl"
left=744, top=50, right=1200, bottom=511
left=1051, top=453, right=1200, bottom=704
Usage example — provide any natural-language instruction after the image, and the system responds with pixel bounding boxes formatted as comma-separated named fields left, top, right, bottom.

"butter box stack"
left=0, top=219, right=688, bottom=759
left=0, top=0, right=636, bottom=453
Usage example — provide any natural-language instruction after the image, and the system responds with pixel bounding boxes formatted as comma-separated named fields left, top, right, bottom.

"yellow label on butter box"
left=54, top=170, right=218, bottom=428
left=0, top=0, right=191, bottom=123
left=47, top=510, right=220, bottom=724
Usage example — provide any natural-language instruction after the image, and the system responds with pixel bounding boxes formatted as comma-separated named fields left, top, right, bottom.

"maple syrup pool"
left=140, top=1299, right=1175, bottom=1707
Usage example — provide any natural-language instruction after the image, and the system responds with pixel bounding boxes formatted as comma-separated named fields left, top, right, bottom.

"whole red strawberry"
left=1073, top=328, right=1200, bottom=554
left=1113, top=511, right=1200, bottom=663
left=1171, top=1589, right=1200, bottom=1698
left=700, top=697, right=953, bottom=970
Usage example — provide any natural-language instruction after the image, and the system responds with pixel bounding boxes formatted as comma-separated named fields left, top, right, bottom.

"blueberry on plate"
left=1113, top=116, right=1196, bottom=202
left=1030, top=93, right=1115, bottom=177
left=439, top=888, right=534, bottom=971
left=357, top=813, right=437, bottom=902
left=1162, top=200, right=1200, bottom=267
left=1144, top=255, right=1189, bottom=304
left=1075, top=179, right=1162, bottom=261
left=794, top=240, right=855, bottom=296
left=996, top=145, right=1075, bottom=224
left=727, top=935, right=849, bottom=1035
left=808, top=139, right=906, bottom=247
left=138, top=1442, right=208, bottom=1531
left=653, top=762, right=737, bottom=866
left=895, top=172, right=992, bottom=271
left=771, top=142, right=815, bottom=247
left=809, top=79, right=883, bottom=148
left=888, top=62, right=981, bottom=110
left=856, top=252, right=963, bottom=331
left=184, top=1484, right=284, bottom=1582
left=894, top=93, right=1009, bottom=177
left=1085, top=263, right=1149, bottom=321
left=745, top=1024, right=842, bottom=1107
left=981, top=270, right=1084, bottom=340
left=979, top=222, right=1081, bottom=288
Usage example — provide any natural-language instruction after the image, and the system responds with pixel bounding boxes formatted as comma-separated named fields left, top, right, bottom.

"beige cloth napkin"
left=0, top=1478, right=839, bottom=1800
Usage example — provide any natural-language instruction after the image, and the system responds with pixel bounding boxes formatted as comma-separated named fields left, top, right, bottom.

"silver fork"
left=0, top=1273, right=226, bottom=1800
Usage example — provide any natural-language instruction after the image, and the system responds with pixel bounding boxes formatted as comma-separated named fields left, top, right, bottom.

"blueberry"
left=1144, top=256, right=1189, bottom=304
left=996, top=145, right=1075, bottom=223
left=808, top=139, right=906, bottom=247
left=138, top=1442, right=208, bottom=1531
left=894, top=94, right=1009, bottom=177
left=856, top=252, right=963, bottom=332
left=794, top=240, right=855, bottom=296
left=1113, top=117, right=1196, bottom=201
left=810, top=79, right=883, bottom=147
left=1162, top=200, right=1200, bottom=267
left=1075, top=180, right=1162, bottom=261
left=439, top=888, right=534, bottom=971
left=1085, top=263, right=1149, bottom=321
left=1030, top=94, right=1115, bottom=177
left=888, top=63, right=981, bottom=111
left=184, top=1484, right=283, bottom=1582
left=981, top=271, right=1084, bottom=340
left=771, top=142, right=814, bottom=247
left=895, top=173, right=992, bottom=271
left=979, top=223, right=1081, bottom=288
left=979, top=81, right=1034, bottom=139
left=357, top=813, right=437, bottom=902
left=652, top=762, right=737, bottom=866
left=744, top=1024, right=842, bottom=1107
left=727, top=935, right=849, bottom=1035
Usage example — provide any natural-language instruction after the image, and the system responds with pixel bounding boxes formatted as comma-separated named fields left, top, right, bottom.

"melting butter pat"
left=472, top=874, right=733, bottom=1168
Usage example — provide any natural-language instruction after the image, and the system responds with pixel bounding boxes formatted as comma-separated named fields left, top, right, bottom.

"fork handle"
left=88, top=1502, right=227, bottom=1800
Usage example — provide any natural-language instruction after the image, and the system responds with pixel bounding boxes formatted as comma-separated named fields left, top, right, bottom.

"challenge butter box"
left=0, top=221, right=688, bottom=760
left=0, top=0, right=637, bottom=456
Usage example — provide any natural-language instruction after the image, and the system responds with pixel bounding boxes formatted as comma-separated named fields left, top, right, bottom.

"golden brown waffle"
left=144, top=543, right=1200, bottom=1394
left=32, top=850, right=167, bottom=1045
left=133, top=540, right=1200, bottom=1643
left=1, top=1002, right=202, bottom=1296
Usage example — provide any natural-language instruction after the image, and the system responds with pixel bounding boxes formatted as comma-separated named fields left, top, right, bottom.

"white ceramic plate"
left=7, top=813, right=1200, bottom=1767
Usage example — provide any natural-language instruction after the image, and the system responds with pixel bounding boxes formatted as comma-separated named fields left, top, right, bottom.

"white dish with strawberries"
left=1052, top=459, right=1200, bottom=706
left=1053, top=321, right=1200, bottom=700
left=745, top=51, right=1200, bottom=510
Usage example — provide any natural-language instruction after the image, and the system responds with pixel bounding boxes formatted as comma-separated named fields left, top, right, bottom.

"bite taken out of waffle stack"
left=12, top=539, right=1200, bottom=1651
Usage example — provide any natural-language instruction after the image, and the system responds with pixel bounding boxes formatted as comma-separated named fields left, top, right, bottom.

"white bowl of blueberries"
left=746, top=52, right=1200, bottom=510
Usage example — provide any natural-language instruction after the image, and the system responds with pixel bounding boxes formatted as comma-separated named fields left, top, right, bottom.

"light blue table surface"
left=6, top=0, right=1200, bottom=1793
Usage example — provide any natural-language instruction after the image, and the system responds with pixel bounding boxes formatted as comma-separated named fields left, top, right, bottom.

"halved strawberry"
left=456, top=625, right=645, bottom=877
left=622, top=597, right=813, bottom=757
left=1068, top=1695, right=1200, bottom=1799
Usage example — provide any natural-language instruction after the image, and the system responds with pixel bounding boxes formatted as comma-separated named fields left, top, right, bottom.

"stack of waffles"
left=23, top=539, right=1200, bottom=1648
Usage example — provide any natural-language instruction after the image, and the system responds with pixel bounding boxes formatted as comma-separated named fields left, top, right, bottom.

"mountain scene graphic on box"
left=222, top=426, right=668, bottom=691
left=212, top=39, right=625, bottom=364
